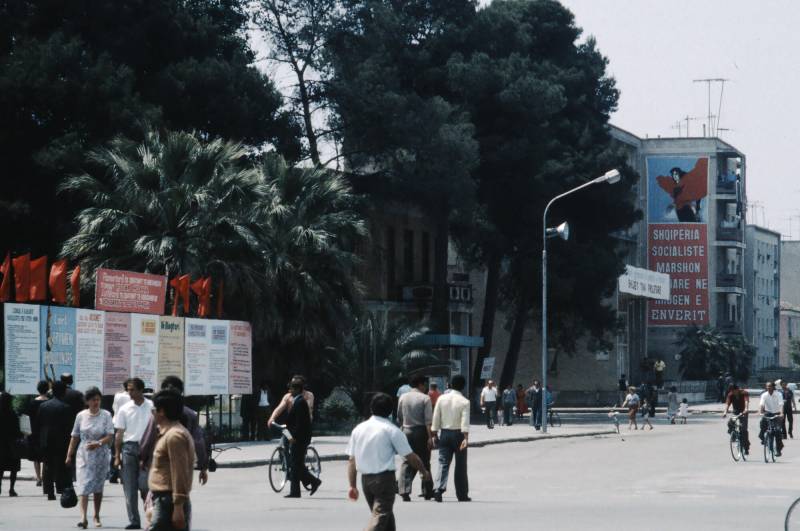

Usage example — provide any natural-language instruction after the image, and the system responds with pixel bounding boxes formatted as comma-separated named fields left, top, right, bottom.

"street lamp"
left=540, top=169, right=621, bottom=433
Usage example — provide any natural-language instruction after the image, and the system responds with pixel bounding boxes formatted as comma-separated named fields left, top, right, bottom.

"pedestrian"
left=110, top=379, right=131, bottom=484
left=480, top=379, right=497, bottom=429
left=65, top=387, right=114, bottom=529
left=146, top=389, right=195, bottom=531
left=428, top=383, right=441, bottom=409
left=677, top=398, right=689, bottom=424
left=758, top=381, right=784, bottom=456
left=640, top=396, right=654, bottom=430
left=515, top=384, right=528, bottom=419
left=431, top=374, right=470, bottom=502
left=37, top=381, right=73, bottom=500
left=268, top=375, right=315, bottom=429
left=26, top=380, right=50, bottom=487
left=779, top=380, right=795, bottom=439
left=617, top=374, right=628, bottom=405
left=526, top=380, right=543, bottom=429
left=139, top=376, right=209, bottom=489
left=502, top=385, right=516, bottom=426
left=254, top=380, right=271, bottom=441
left=239, top=390, right=258, bottom=441
left=622, top=386, right=640, bottom=430
left=114, top=377, right=153, bottom=530
left=396, top=374, right=433, bottom=501
left=61, top=373, right=86, bottom=423
left=717, top=374, right=725, bottom=403
left=283, top=377, right=321, bottom=498
left=723, top=384, right=750, bottom=455
left=346, top=392, right=430, bottom=530
left=0, top=391, right=21, bottom=497
left=654, top=359, right=666, bottom=389
left=666, top=386, right=679, bottom=424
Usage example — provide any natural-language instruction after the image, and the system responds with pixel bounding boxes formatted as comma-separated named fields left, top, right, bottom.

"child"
left=677, top=398, right=689, bottom=424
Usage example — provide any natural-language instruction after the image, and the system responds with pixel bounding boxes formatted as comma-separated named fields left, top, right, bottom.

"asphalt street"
left=1, top=413, right=798, bottom=530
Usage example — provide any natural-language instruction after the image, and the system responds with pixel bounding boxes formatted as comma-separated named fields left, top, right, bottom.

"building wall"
left=779, top=304, right=800, bottom=368
left=744, top=226, right=781, bottom=368
left=780, top=241, right=800, bottom=307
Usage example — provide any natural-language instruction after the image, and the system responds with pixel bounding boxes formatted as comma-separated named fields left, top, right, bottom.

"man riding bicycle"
left=758, top=381, right=784, bottom=457
left=722, top=383, right=750, bottom=454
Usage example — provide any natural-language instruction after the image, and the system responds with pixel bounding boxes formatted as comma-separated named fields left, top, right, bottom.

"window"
left=403, top=229, right=414, bottom=282
left=421, top=232, right=431, bottom=283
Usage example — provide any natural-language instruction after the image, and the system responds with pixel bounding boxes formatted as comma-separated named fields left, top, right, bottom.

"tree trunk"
left=472, top=250, right=501, bottom=396
left=431, top=214, right=450, bottom=335
left=296, top=71, right=321, bottom=166
left=498, top=302, right=529, bottom=391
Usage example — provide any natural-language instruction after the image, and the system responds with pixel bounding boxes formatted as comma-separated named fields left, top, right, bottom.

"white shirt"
left=480, top=386, right=497, bottom=402
left=678, top=403, right=689, bottom=416
left=259, top=390, right=270, bottom=407
left=346, top=416, right=412, bottom=474
left=114, top=398, right=154, bottom=443
left=431, top=390, right=470, bottom=433
left=112, top=391, right=131, bottom=416
left=760, top=390, right=784, bottom=414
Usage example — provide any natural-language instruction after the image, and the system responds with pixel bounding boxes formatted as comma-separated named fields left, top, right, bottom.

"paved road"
left=2, top=413, right=798, bottom=530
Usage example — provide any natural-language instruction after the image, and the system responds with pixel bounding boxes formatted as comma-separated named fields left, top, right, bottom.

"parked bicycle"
left=762, top=415, right=782, bottom=463
left=267, top=424, right=322, bottom=493
left=726, top=413, right=746, bottom=463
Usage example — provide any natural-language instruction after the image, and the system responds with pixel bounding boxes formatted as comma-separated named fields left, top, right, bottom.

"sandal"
left=77, top=520, right=88, bottom=529
left=94, top=516, right=102, bottom=528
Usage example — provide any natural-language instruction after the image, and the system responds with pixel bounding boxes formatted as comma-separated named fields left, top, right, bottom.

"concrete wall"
left=781, top=241, right=800, bottom=307
left=744, top=225, right=781, bottom=368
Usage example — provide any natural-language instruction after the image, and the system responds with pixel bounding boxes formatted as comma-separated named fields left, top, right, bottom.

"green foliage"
left=676, top=326, right=754, bottom=382
left=0, top=0, right=299, bottom=258
left=319, top=387, right=358, bottom=423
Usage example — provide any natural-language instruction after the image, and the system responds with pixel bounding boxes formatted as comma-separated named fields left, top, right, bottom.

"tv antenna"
left=671, top=115, right=706, bottom=137
left=693, top=78, right=729, bottom=137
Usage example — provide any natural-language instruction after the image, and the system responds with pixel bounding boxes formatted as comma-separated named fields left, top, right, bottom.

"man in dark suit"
left=60, top=373, right=85, bottom=422
left=37, top=381, right=73, bottom=500
left=284, top=378, right=321, bottom=498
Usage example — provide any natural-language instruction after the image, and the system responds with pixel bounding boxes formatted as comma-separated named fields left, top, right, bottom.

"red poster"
left=647, top=223, right=709, bottom=326
left=94, top=268, right=167, bottom=315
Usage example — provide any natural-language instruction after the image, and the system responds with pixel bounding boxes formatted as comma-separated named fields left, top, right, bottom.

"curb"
left=214, top=429, right=618, bottom=469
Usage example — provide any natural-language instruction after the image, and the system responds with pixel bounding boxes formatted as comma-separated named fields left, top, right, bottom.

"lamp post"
left=540, top=169, right=621, bottom=433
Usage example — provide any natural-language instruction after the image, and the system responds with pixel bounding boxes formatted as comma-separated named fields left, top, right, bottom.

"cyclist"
left=722, top=383, right=750, bottom=455
left=758, top=381, right=784, bottom=457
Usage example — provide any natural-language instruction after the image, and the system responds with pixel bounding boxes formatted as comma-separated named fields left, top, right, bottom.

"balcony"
left=716, top=272, right=743, bottom=288
left=716, top=227, right=743, bottom=242
left=718, top=320, right=743, bottom=334
left=716, top=179, right=737, bottom=195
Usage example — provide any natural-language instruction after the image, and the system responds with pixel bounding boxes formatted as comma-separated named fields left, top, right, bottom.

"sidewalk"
left=212, top=421, right=617, bottom=468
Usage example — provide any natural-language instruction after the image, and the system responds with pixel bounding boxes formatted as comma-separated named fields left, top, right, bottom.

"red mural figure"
left=655, top=158, right=708, bottom=222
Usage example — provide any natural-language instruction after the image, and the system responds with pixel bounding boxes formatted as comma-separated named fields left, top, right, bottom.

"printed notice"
left=184, top=318, right=210, bottom=396
left=208, top=320, right=229, bottom=395
left=103, top=313, right=131, bottom=394
left=40, top=306, right=76, bottom=381
left=228, top=321, right=252, bottom=395
left=158, top=316, right=184, bottom=384
left=75, top=309, right=105, bottom=391
left=4, top=304, right=41, bottom=394
left=131, top=314, right=159, bottom=389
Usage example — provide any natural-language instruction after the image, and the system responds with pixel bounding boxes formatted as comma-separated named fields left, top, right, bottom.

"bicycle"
left=762, top=414, right=783, bottom=463
left=267, top=424, right=322, bottom=493
left=726, top=413, right=747, bottom=463
left=785, top=495, right=800, bottom=530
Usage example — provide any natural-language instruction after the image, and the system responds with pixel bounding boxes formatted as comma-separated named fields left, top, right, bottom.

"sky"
left=558, top=0, right=800, bottom=238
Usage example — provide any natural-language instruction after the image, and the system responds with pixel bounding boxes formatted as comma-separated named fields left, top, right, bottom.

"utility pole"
left=693, top=78, right=729, bottom=137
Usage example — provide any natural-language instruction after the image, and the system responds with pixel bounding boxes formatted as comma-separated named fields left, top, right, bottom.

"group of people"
left=723, top=379, right=796, bottom=457
left=621, top=382, right=689, bottom=430
left=0, top=373, right=207, bottom=531
left=477, top=379, right=553, bottom=429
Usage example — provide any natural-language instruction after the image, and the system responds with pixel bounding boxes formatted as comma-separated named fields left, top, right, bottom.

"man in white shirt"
left=255, top=380, right=271, bottom=440
left=480, top=379, right=498, bottom=429
left=396, top=374, right=433, bottom=501
left=431, top=375, right=470, bottom=502
left=759, top=381, right=785, bottom=456
left=108, top=378, right=132, bottom=484
left=346, top=393, right=430, bottom=531
left=113, top=378, right=154, bottom=530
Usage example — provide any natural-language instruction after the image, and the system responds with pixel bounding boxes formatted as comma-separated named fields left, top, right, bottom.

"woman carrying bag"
left=66, top=387, right=114, bottom=529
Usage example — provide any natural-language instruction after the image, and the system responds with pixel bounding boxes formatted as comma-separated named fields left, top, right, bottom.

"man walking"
left=147, top=389, right=195, bottom=531
left=396, top=374, right=433, bottom=501
left=61, top=373, right=85, bottom=423
left=284, top=378, right=321, bottom=498
left=780, top=379, right=795, bottom=438
left=346, top=393, right=430, bottom=530
left=37, top=381, right=72, bottom=500
left=480, top=380, right=497, bottom=429
left=502, top=385, right=516, bottom=426
left=431, top=375, right=470, bottom=502
left=114, top=378, right=152, bottom=530
left=526, top=380, right=542, bottom=429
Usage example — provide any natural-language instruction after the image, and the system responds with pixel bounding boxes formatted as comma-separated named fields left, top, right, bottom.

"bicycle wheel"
left=268, top=447, right=288, bottom=492
left=729, top=432, right=741, bottom=462
left=302, top=446, right=322, bottom=491
left=785, top=496, right=800, bottom=530
left=771, top=433, right=777, bottom=462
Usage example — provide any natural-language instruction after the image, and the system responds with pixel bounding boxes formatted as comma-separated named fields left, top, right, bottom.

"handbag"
left=60, top=486, right=78, bottom=508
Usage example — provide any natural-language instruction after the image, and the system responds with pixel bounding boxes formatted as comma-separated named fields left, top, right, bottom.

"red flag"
left=49, top=259, right=68, bottom=304
left=70, top=265, right=81, bottom=307
left=12, top=253, right=31, bottom=302
left=191, top=277, right=212, bottom=317
left=169, top=274, right=190, bottom=316
left=29, top=256, right=48, bottom=301
left=0, top=253, right=11, bottom=302
left=216, top=279, right=224, bottom=318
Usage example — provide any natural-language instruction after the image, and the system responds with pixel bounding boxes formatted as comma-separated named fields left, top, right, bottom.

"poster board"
left=184, top=318, right=211, bottom=396
left=40, top=306, right=76, bottom=382
left=228, top=321, right=252, bottom=395
left=157, top=316, right=184, bottom=384
left=208, top=321, right=230, bottom=395
left=130, top=313, right=159, bottom=389
left=95, top=268, right=167, bottom=315
left=74, top=309, right=105, bottom=391
left=103, top=313, right=131, bottom=395
left=3, top=304, right=41, bottom=394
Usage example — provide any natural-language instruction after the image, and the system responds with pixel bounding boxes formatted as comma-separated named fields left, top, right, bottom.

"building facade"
left=780, top=241, right=800, bottom=307
left=744, top=225, right=780, bottom=369
left=779, top=303, right=800, bottom=368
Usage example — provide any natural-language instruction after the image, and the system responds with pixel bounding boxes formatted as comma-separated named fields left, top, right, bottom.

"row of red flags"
left=0, top=253, right=224, bottom=319
left=0, top=253, right=80, bottom=305
left=169, top=274, right=223, bottom=318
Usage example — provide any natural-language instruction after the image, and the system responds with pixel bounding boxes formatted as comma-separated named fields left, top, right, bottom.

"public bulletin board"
left=3, top=302, right=252, bottom=396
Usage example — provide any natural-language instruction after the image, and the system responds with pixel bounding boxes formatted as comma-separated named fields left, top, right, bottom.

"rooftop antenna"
left=693, top=78, right=729, bottom=137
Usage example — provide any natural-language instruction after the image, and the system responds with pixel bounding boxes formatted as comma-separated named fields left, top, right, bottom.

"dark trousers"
left=42, top=448, right=70, bottom=496
left=435, top=430, right=468, bottom=500
left=362, top=471, right=397, bottom=531
left=150, top=492, right=191, bottom=531
left=655, top=372, right=664, bottom=389
left=532, top=402, right=542, bottom=428
left=759, top=415, right=785, bottom=452
left=255, top=406, right=271, bottom=440
left=484, top=401, right=496, bottom=428
left=783, top=406, right=794, bottom=438
left=398, top=426, right=432, bottom=497
left=289, top=441, right=317, bottom=495
left=241, top=416, right=257, bottom=441
left=503, top=404, right=514, bottom=425
left=730, top=412, right=750, bottom=451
